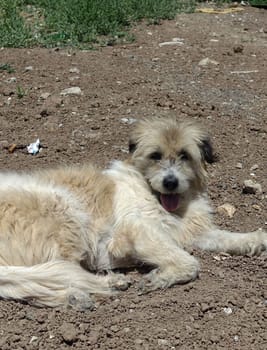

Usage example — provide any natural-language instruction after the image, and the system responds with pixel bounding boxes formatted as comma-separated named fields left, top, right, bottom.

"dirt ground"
left=0, top=5, right=266, bottom=350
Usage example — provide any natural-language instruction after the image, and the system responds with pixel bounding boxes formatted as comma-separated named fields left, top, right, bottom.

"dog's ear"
left=199, top=138, right=216, bottom=164
left=129, top=140, right=137, bottom=153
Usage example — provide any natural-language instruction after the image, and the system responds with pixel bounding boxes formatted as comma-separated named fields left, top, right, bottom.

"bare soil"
left=0, top=5, right=266, bottom=350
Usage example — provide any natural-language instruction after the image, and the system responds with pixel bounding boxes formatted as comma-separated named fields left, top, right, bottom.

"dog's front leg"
left=133, top=233, right=199, bottom=293
left=193, top=228, right=267, bottom=256
left=108, top=219, right=199, bottom=293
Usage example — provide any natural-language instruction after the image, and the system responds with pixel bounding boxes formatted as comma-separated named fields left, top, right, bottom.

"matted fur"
left=0, top=117, right=266, bottom=309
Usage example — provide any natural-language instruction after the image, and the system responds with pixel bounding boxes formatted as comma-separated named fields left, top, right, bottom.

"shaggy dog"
left=0, top=117, right=266, bottom=309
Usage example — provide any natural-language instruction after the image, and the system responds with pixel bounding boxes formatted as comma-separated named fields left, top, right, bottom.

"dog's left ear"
left=199, top=138, right=216, bottom=164
left=129, top=140, right=137, bottom=153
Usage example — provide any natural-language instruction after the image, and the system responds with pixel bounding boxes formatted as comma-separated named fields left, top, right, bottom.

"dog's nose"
left=163, top=175, right=179, bottom=191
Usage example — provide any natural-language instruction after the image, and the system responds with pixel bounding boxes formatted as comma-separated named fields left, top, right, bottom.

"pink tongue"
left=160, top=194, right=179, bottom=212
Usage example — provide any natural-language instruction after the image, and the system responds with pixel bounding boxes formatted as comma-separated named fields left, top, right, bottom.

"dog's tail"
left=0, top=260, right=122, bottom=309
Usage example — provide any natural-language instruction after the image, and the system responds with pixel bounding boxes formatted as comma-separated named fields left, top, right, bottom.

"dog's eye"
left=179, top=150, right=190, bottom=161
left=149, top=152, right=162, bottom=161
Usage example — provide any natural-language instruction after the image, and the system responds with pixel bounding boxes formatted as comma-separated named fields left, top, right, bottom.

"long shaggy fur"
left=0, top=117, right=266, bottom=308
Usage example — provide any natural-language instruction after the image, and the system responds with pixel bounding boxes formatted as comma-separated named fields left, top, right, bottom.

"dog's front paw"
left=258, top=229, right=267, bottom=253
left=137, top=263, right=199, bottom=295
left=67, top=289, right=95, bottom=311
left=249, top=229, right=267, bottom=256
left=137, top=269, right=169, bottom=295
left=108, top=273, right=132, bottom=291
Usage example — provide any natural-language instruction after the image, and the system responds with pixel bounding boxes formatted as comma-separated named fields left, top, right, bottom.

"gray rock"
left=69, top=67, right=80, bottom=74
left=158, top=338, right=170, bottom=346
left=60, top=86, right=82, bottom=96
left=250, top=164, right=259, bottom=171
left=25, top=66, right=33, bottom=72
left=159, top=38, right=184, bottom=47
left=6, top=77, right=16, bottom=83
left=60, top=322, right=78, bottom=344
left=121, top=117, right=137, bottom=125
left=198, top=57, right=219, bottom=66
left=88, top=330, right=100, bottom=345
left=242, top=180, right=262, bottom=194
left=217, top=203, right=237, bottom=218
left=40, top=92, right=51, bottom=100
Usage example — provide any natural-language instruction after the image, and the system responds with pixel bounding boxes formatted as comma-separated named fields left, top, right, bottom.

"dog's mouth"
left=159, top=193, right=180, bottom=212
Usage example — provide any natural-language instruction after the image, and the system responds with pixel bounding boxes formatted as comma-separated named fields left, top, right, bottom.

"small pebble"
left=121, top=117, right=137, bottom=125
left=198, top=57, right=219, bottom=66
left=60, top=86, right=82, bottom=95
left=223, top=307, right=233, bottom=315
left=158, top=338, right=169, bottom=346
left=40, top=92, right=51, bottom=100
left=29, top=336, right=38, bottom=344
left=69, top=67, right=80, bottom=74
left=25, top=66, right=33, bottom=71
left=60, top=322, right=78, bottom=344
left=217, top=203, right=236, bottom=218
left=250, top=164, right=259, bottom=171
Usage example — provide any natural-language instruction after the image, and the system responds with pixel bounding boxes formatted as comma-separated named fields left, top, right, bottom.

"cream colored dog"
left=0, top=117, right=266, bottom=309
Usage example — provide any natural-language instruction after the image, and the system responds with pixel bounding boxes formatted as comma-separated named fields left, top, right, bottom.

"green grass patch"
left=16, top=85, right=27, bottom=99
left=250, top=0, right=267, bottom=7
left=0, top=0, right=196, bottom=48
left=0, top=1, right=32, bottom=47
left=0, top=63, right=15, bottom=73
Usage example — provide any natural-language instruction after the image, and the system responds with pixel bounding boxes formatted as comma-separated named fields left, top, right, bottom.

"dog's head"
left=128, top=117, right=215, bottom=213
